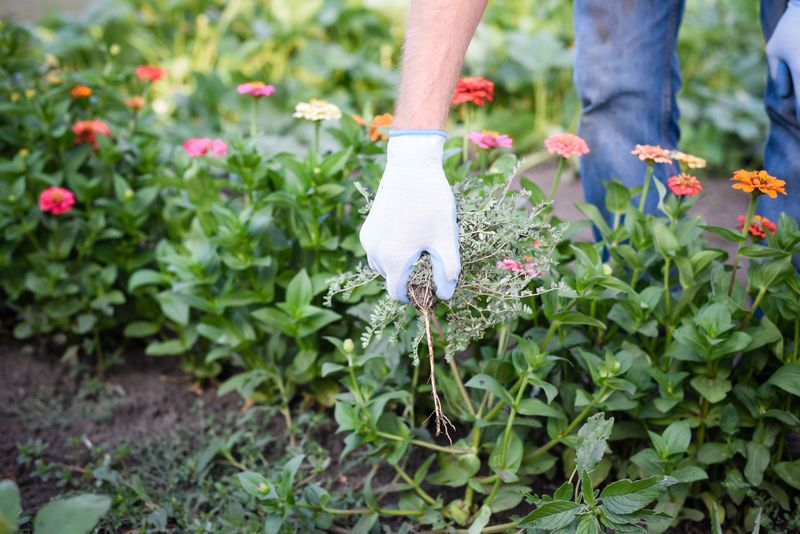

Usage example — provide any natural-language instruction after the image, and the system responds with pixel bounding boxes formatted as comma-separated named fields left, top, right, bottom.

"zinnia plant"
left=182, top=137, right=228, bottom=157
left=667, top=173, right=703, bottom=197
left=630, top=144, right=673, bottom=212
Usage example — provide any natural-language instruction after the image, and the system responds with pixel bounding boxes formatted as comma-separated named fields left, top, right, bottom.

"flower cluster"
left=452, top=76, right=494, bottom=106
left=496, top=257, right=541, bottom=276
left=736, top=214, right=776, bottom=238
left=545, top=132, right=590, bottom=158
left=183, top=138, right=228, bottom=157
left=39, top=186, right=75, bottom=215
left=293, top=99, right=342, bottom=121
left=469, top=130, right=513, bottom=149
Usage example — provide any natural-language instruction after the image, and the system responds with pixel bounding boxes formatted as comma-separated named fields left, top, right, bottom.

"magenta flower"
left=497, top=258, right=540, bottom=276
left=544, top=132, right=590, bottom=158
left=468, top=130, right=513, bottom=150
left=237, top=82, right=277, bottom=97
left=183, top=138, right=228, bottom=157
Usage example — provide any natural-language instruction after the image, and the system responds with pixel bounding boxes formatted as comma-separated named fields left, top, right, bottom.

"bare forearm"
left=393, top=0, right=488, bottom=130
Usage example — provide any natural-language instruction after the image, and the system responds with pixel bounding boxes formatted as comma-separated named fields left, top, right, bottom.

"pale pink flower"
left=468, top=130, right=513, bottom=149
left=182, top=138, right=227, bottom=157
left=631, top=144, right=672, bottom=164
left=544, top=132, right=590, bottom=158
left=237, top=82, right=277, bottom=97
left=497, top=257, right=541, bottom=276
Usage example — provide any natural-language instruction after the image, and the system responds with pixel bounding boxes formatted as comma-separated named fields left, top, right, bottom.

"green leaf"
left=690, top=376, right=731, bottom=404
left=744, top=442, right=770, bottom=486
left=576, top=202, right=611, bottom=236
left=575, top=413, right=613, bottom=475
left=518, top=500, right=580, bottom=529
left=599, top=476, right=664, bottom=514
left=285, top=269, right=313, bottom=314
left=237, top=472, right=272, bottom=500
left=465, top=374, right=514, bottom=406
left=123, top=321, right=160, bottom=338
left=767, top=365, right=800, bottom=397
left=517, top=398, right=564, bottom=419
left=552, top=310, right=606, bottom=330
left=34, top=494, right=111, bottom=534
left=156, top=291, right=190, bottom=326
left=577, top=516, right=601, bottom=534
left=488, top=432, right=523, bottom=482
left=702, top=225, right=744, bottom=243
left=773, top=461, right=800, bottom=490
left=468, top=505, right=491, bottom=534
left=128, top=269, right=167, bottom=291
left=0, top=480, right=21, bottom=534
left=651, top=220, right=679, bottom=257
left=662, top=421, right=691, bottom=455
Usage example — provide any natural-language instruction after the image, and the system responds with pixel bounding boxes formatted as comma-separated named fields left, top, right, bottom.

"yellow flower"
left=18, top=148, right=29, bottom=158
left=10, top=92, right=20, bottom=102
left=670, top=150, right=707, bottom=169
left=25, top=89, right=36, bottom=99
left=293, top=99, right=342, bottom=121
left=730, top=169, right=787, bottom=199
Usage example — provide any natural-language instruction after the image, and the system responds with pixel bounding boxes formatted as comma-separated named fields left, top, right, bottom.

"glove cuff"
left=386, top=131, right=447, bottom=167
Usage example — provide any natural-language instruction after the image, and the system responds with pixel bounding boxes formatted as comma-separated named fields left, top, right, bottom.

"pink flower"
left=631, top=144, right=672, bottom=164
left=497, top=257, right=541, bottom=276
left=468, top=130, right=513, bottom=149
left=667, top=173, right=703, bottom=197
left=237, top=82, right=277, bottom=97
left=182, top=138, right=228, bottom=157
left=39, top=186, right=75, bottom=215
left=544, top=132, right=590, bottom=158
left=136, top=65, right=167, bottom=81
left=71, top=119, right=111, bottom=149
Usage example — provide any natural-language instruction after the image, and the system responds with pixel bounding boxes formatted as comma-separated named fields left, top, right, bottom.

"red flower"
left=72, top=119, right=111, bottom=149
left=452, top=76, right=494, bottom=106
left=736, top=215, right=777, bottom=238
left=39, top=186, right=75, bottom=215
left=136, top=65, right=167, bottom=81
left=667, top=173, right=703, bottom=197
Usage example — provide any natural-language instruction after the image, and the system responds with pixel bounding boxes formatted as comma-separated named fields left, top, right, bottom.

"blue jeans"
left=573, top=0, right=800, bottom=225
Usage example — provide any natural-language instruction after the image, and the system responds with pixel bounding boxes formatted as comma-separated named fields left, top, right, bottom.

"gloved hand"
left=766, top=0, right=800, bottom=122
left=360, top=131, right=461, bottom=303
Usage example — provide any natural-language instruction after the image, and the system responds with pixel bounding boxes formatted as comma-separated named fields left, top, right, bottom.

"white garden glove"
left=360, top=131, right=461, bottom=303
left=766, top=0, right=800, bottom=122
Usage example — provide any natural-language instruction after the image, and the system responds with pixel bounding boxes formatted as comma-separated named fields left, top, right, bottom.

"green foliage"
left=0, top=480, right=109, bottom=534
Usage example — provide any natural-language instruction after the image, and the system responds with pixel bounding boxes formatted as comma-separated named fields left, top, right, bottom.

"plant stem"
left=742, top=286, right=768, bottom=328
left=549, top=158, right=566, bottom=200
left=697, top=397, right=710, bottom=448
left=449, top=358, right=476, bottom=418
left=638, top=163, right=654, bottom=213
left=454, top=521, right=518, bottom=534
left=794, top=319, right=799, bottom=364
left=375, top=431, right=473, bottom=455
left=462, top=106, right=470, bottom=165
left=297, top=503, right=424, bottom=517
left=728, top=194, right=757, bottom=297
left=497, top=323, right=510, bottom=358
left=250, top=98, right=257, bottom=138
left=541, top=321, right=559, bottom=352
left=313, top=121, right=321, bottom=164
left=392, top=463, right=438, bottom=507
left=663, top=257, right=671, bottom=320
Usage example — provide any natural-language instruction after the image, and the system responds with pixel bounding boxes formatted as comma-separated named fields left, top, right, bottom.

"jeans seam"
left=661, top=0, right=679, bottom=149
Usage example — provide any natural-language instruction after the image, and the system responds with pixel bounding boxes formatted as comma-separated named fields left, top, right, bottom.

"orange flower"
left=452, top=76, right=494, bottom=106
left=736, top=215, right=776, bottom=238
left=667, top=173, right=703, bottom=197
left=670, top=150, right=707, bottom=169
left=70, top=85, right=92, bottom=99
left=351, top=114, right=366, bottom=126
left=72, top=119, right=111, bottom=149
left=631, top=144, right=673, bottom=164
left=368, top=113, right=393, bottom=141
left=125, top=96, right=146, bottom=110
left=730, top=169, right=787, bottom=199
left=136, top=65, right=167, bottom=81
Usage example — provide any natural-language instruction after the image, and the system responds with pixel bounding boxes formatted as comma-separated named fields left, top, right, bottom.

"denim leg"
left=759, top=0, right=800, bottom=236
left=574, top=0, right=685, bottom=223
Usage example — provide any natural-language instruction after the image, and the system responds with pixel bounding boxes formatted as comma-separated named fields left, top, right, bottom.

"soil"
left=0, top=340, right=242, bottom=510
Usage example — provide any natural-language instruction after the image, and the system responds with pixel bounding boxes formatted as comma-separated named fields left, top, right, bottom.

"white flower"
left=293, top=99, right=342, bottom=121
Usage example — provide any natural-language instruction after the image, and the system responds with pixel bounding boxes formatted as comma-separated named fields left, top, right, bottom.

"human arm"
left=360, top=0, right=488, bottom=302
